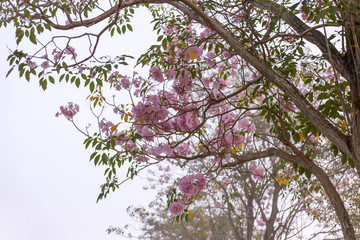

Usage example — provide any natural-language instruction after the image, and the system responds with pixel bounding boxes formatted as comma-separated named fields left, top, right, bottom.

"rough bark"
left=173, top=0, right=356, bottom=168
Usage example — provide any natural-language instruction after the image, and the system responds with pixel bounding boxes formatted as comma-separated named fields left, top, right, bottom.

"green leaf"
left=157, top=35, right=163, bottom=42
left=25, top=70, right=30, bottom=81
left=29, top=32, right=37, bottom=45
left=348, top=157, right=355, bottom=168
left=298, top=166, right=305, bottom=175
left=75, top=78, right=80, bottom=88
left=90, top=152, right=97, bottom=160
left=94, top=155, right=101, bottom=165
left=162, top=38, right=167, bottom=50
left=49, top=76, right=55, bottom=84
left=90, top=81, right=95, bottom=92
left=341, top=154, right=347, bottom=165
left=41, top=79, right=47, bottom=90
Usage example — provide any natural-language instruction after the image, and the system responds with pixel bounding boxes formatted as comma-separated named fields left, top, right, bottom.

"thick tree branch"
left=251, top=0, right=353, bottom=83
left=42, top=0, right=170, bottom=30
left=172, top=0, right=354, bottom=165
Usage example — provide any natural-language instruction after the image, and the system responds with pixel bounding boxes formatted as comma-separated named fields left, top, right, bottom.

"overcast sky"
left=0, top=8, right=157, bottom=240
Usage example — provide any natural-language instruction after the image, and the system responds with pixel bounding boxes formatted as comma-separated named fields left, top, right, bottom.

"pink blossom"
left=41, top=61, right=50, bottom=69
left=252, top=166, right=266, bottom=181
left=175, top=143, right=191, bottom=155
left=150, top=66, right=164, bottom=82
left=238, top=118, right=250, bottom=129
left=135, top=156, right=148, bottom=163
left=178, top=175, right=196, bottom=196
left=178, top=173, right=206, bottom=196
left=65, top=45, right=77, bottom=60
left=213, top=80, right=220, bottom=90
left=53, top=51, right=62, bottom=62
left=56, top=102, right=79, bottom=120
left=185, top=111, right=199, bottom=130
left=301, top=12, right=307, bottom=21
left=99, top=118, right=115, bottom=135
left=194, top=173, right=206, bottom=192
left=186, top=225, right=194, bottom=231
left=203, top=77, right=210, bottom=88
left=223, top=177, right=231, bottom=183
left=121, top=76, right=130, bottom=89
left=283, top=36, right=295, bottom=43
left=162, top=24, right=174, bottom=35
left=309, top=134, right=316, bottom=142
left=168, top=201, right=185, bottom=216
left=162, top=144, right=173, bottom=156
left=257, top=219, right=266, bottom=227
left=222, top=51, right=232, bottom=58
left=27, top=61, right=37, bottom=69
left=249, top=163, right=257, bottom=171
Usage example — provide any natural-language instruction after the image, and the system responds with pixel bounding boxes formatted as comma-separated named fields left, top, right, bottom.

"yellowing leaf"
left=278, top=178, right=283, bottom=186
left=338, top=120, right=346, bottom=128
left=299, top=131, right=304, bottom=142
left=111, top=124, right=119, bottom=134
left=189, top=49, right=197, bottom=60
left=284, top=178, right=289, bottom=186
left=188, top=210, right=194, bottom=218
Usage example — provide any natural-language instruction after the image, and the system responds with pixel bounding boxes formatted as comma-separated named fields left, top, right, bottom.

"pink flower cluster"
left=55, top=102, right=79, bottom=120
left=99, top=118, right=115, bottom=135
left=250, top=163, right=266, bottom=181
left=168, top=201, right=185, bottom=216
left=108, top=72, right=131, bottom=90
left=178, top=173, right=206, bottom=196
left=150, top=66, right=164, bottom=82
left=132, top=95, right=169, bottom=123
left=257, top=219, right=266, bottom=227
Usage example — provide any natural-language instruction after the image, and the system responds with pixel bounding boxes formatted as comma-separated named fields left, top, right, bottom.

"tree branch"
left=172, top=0, right=353, bottom=165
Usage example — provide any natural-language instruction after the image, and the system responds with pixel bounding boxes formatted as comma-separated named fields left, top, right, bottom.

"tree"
left=1, top=0, right=360, bottom=239
left=108, top=159, right=341, bottom=240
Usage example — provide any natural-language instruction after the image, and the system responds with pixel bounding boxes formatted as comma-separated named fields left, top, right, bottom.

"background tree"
left=107, top=156, right=347, bottom=240
left=1, top=0, right=360, bottom=239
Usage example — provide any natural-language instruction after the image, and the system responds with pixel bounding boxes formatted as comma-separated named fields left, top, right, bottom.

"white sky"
left=0, top=8, right=157, bottom=240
